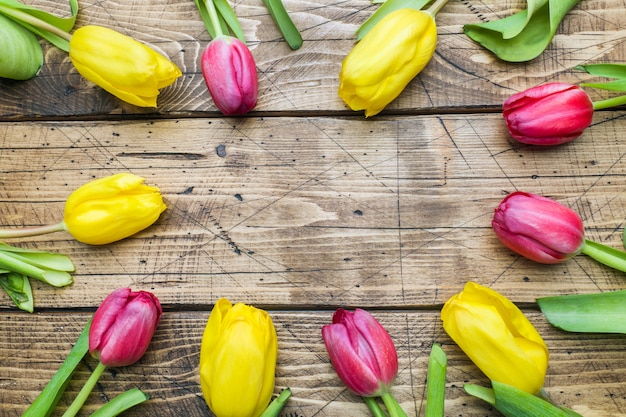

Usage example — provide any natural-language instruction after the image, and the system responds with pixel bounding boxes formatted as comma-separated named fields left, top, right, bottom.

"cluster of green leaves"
left=0, top=242, right=74, bottom=312
left=194, top=0, right=301, bottom=49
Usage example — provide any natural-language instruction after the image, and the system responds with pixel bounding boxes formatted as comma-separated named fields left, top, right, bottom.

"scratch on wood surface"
left=461, top=0, right=490, bottom=22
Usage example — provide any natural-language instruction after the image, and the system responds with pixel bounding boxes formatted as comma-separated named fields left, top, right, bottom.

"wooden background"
left=1, top=0, right=626, bottom=416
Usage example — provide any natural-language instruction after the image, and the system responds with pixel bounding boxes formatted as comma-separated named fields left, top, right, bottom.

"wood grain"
left=1, top=114, right=626, bottom=309
left=0, top=0, right=625, bottom=118
left=1, top=0, right=626, bottom=416
left=2, top=311, right=625, bottom=417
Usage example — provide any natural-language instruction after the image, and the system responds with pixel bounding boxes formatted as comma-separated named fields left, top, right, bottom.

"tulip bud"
left=0, top=13, right=43, bottom=80
left=322, top=308, right=398, bottom=397
left=89, top=287, right=162, bottom=367
left=503, top=83, right=594, bottom=145
left=441, top=282, right=549, bottom=394
left=199, top=298, right=277, bottom=417
left=492, top=191, right=585, bottom=264
left=201, top=36, right=258, bottom=115
left=69, top=25, right=182, bottom=107
left=338, top=8, right=437, bottom=117
left=63, top=173, right=167, bottom=245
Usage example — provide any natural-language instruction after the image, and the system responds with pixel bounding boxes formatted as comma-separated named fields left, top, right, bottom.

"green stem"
left=424, top=0, right=449, bottom=16
left=62, top=362, right=107, bottom=417
left=381, top=392, right=408, bottom=417
left=580, top=239, right=626, bottom=273
left=0, top=4, right=71, bottom=41
left=204, top=0, right=224, bottom=38
left=592, top=94, right=626, bottom=110
left=362, top=396, right=387, bottom=417
left=0, top=222, right=66, bottom=238
left=259, top=388, right=292, bottom=417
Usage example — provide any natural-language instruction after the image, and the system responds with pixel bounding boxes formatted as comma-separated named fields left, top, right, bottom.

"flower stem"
left=592, top=94, right=626, bottom=110
left=381, top=392, right=408, bottom=417
left=62, top=361, right=107, bottom=417
left=204, top=0, right=224, bottom=38
left=259, top=388, right=292, bottom=417
left=425, top=0, right=449, bottom=16
left=362, top=397, right=387, bottom=417
left=0, top=222, right=66, bottom=238
left=0, top=4, right=71, bottom=41
left=580, top=239, right=626, bottom=273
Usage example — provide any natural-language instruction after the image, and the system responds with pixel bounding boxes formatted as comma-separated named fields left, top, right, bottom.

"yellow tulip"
left=69, top=25, right=182, bottom=107
left=441, top=282, right=549, bottom=394
left=338, top=8, right=437, bottom=117
left=63, top=173, right=166, bottom=245
left=200, top=298, right=278, bottom=417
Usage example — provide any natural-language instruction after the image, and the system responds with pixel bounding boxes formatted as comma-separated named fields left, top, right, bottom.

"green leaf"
left=0, top=12, right=42, bottom=80
left=576, top=64, right=626, bottom=92
left=89, top=388, right=149, bottom=417
left=0, top=0, right=78, bottom=52
left=425, top=343, right=447, bottom=417
left=356, top=0, right=431, bottom=41
left=0, top=243, right=75, bottom=271
left=538, top=290, right=626, bottom=333
left=262, top=0, right=302, bottom=50
left=21, top=317, right=91, bottom=417
left=194, top=0, right=245, bottom=42
left=0, top=250, right=73, bottom=287
left=465, top=381, right=578, bottom=417
left=463, top=0, right=582, bottom=62
left=0, top=272, right=34, bottom=312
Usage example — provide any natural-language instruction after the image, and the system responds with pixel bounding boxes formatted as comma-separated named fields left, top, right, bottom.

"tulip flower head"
left=338, top=8, right=437, bottom=117
left=200, top=298, right=277, bottom=417
left=69, top=25, right=182, bottom=107
left=441, top=282, right=549, bottom=394
left=89, top=287, right=162, bottom=367
left=492, top=191, right=585, bottom=264
left=63, top=173, right=167, bottom=245
left=322, top=308, right=398, bottom=397
left=201, top=36, right=258, bottom=115
left=503, top=83, right=594, bottom=145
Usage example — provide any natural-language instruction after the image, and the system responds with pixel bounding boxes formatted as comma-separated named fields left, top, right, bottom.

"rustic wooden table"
left=1, top=0, right=625, bottom=416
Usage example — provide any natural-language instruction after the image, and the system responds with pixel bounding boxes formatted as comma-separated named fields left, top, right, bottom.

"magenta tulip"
left=492, top=191, right=585, bottom=264
left=503, top=82, right=594, bottom=145
left=89, top=287, right=162, bottom=367
left=201, top=36, right=258, bottom=115
left=322, top=308, right=398, bottom=397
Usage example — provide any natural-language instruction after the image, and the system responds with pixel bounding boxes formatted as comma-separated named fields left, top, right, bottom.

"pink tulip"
left=322, top=308, right=398, bottom=397
left=89, top=287, right=162, bottom=367
left=492, top=191, right=585, bottom=264
left=201, top=36, right=258, bottom=115
left=503, top=82, right=594, bottom=145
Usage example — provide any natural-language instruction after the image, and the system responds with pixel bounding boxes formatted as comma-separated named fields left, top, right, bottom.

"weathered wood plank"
left=2, top=311, right=625, bottom=417
left=0, top=0, right=624, bottom=118
left=1, top=114, right=626, bottom=309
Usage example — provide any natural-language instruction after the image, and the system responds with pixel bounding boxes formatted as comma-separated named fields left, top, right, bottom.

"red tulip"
left=89, top=287, right=162, bottom=367
left=503, top=82, right=593, bottom=145
left=201, top=36, right=258, bottom=115
left=321, top=308, right=398, bottom=397
left=492, top=191, right=585, bottom=264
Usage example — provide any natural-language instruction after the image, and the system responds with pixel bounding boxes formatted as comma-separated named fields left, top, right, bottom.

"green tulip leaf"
left=0, top=245, right=74, bottom=287
left=0, top=0, right=78, bottom=52
left=465, top=381, right=581, bottom=417
left=0, top=272, right=34, bottom=312
left=21, top=317, right=91, bottom=417
left=0, top=12, right=42, bottom=80
left=463, top=0, right=581, bottom=62
left=0, top=243, right=75, bottom=271
left=425, top=343, right=447, bottom=417
left=262, top=0, right=302, bottom=50
left=88, top=388, right=149, bottom=417
left=357, top=0, right=431, bottom=41
left=194, top=0, right=245, bottom=42
left=537, top=290, right=626, bottom=334
left=576, top=64, right=626, bottom=92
